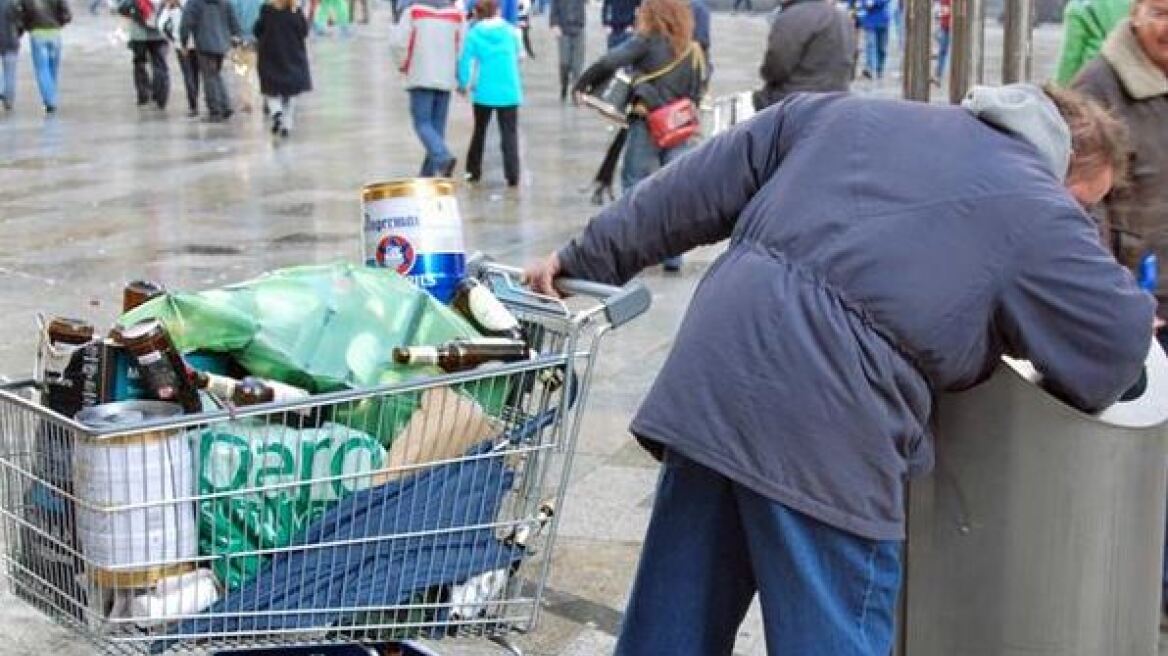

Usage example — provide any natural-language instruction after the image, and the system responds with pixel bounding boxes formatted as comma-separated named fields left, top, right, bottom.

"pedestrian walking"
left=548, top=0, right=585, bottom=100
left=120, top=0, right=171, bottom=109
left=391, top=0, right=463, bottom=176
left=19, top=0, right=70, bottom=113
left=0, top=0, right=21, bottom=111
left=574, top=0, right=706, bottom=271
left=858, top=0, right=889, bottom=78
left=312, top=0, right=347, bottom=34
left=458, top=0, right=524, bottom=186
left=180, top=0, right=242, bottom=121
left=754, top=0, right=852, bottom=108
left=230, top=0, right=262, bottom=112
left=524, top=84, right=1151, bottom=656
left=159, top=0, right=202, bottom=115
left=601, top=0, right=637, bottom=48
left=254, top=0, right=309, bottom=136
left=517, top=0, right=534, bottom=57
left=933, top=0, right=950, bottom=82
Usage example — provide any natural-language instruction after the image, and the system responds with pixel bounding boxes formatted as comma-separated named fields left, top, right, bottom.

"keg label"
left=363, top=191, right=466, bottom=303
left=376, top=234, right=417, bottom=274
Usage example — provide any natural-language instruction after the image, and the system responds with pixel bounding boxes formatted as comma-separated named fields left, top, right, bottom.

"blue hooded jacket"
left=555, top=93, right=1154, bottom=541
left=458, top=16, right=523, bottom=107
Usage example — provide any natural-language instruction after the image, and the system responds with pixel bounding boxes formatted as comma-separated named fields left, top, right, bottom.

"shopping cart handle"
left=554, top=277, right=651, bottom=329
left=466, top=253, right=652, bottom=329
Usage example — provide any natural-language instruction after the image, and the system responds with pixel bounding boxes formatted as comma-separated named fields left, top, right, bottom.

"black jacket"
left=0, top=0, right=21, bottom=51
left=18, top=0, right=69, bottom=31
left=181, top=0, right=240, bottom=55
left=254, top=4, right=310, bottom=96
left=601, top=0, right=637, bottom=30
left=549, top=0, right=585, bottom=35
left=575, top=34, right=705, bottom=111
left=753, top=0, right=853, bottom=109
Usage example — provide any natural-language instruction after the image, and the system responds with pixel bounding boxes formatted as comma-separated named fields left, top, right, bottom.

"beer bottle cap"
left=123, top=280, right=166, bottom=312
left=47, top=317, right=95, bottom=345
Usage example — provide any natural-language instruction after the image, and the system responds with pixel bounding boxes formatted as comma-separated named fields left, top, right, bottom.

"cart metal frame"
left=0, top=259, right=650, bottom=656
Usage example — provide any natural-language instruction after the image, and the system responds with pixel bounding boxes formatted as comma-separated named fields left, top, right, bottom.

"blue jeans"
left=864, top=26, right=889, bottom=77
left=616, top=449, right=903, bottom=656
left=935, top=28, right=950, bottom=78
left=622, top=119, right=692, bottom=269
left=29, top=34, right=61, bottom=109
left=1, top=51, right=16, bottom=108
left=408, top=88, right=454, bottom=177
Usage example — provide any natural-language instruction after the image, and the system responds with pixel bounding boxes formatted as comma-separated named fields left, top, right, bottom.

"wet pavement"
left=0, top=5, right=1140, bottom=656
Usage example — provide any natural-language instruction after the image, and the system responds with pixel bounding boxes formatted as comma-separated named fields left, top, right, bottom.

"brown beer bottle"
left=231, top=376, right=310, bottom=407
left=191, top=370, right=240, bottom=401
left=122, top=280, right=166, bottom=313
left=114, top=319, right=202, bottom=413
left=392, top=338, right=531, bottom=373
left=192, top=371, right=310, bottom=406
left=42, top=317, right=98, bottom=417
left=450, top=278, right=526, bottom=343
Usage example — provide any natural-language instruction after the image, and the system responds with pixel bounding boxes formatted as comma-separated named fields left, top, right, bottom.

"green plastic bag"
left=196, top=420, right=388, bottom=590
left=120, top=263, right=509, bottom=443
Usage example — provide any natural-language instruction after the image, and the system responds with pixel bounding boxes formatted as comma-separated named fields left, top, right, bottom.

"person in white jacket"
left=391, top=0, right=465, bottom=177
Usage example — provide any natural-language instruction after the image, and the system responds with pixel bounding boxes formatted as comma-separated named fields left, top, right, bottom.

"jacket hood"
left=471, top=17, right=516, bottom=46
left=1102, top=18, right=1168, bottom=100
left=962, top=83, right=1072, bottom=181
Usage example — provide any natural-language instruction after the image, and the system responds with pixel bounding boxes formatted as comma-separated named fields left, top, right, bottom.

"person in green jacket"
left=1054, top=0, right=1130, bottom=85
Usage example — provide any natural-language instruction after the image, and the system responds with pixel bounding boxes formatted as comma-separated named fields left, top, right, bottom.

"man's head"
left=1043, top=84, right=1131, bottom=209
left=1132, top=0, right=1168, bottom=75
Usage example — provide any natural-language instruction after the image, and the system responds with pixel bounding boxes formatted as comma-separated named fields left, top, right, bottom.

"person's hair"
left=474, top=0, right=498, bottom=19
left=1043, top=83, right=1131, bottom=188
left=636, top=0, right=693, bottom=57
left=271, top=0, right=296, bottom=11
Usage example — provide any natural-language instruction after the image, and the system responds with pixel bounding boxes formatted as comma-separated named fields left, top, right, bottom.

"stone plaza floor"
left=0, top=4, right=1152, bottom=655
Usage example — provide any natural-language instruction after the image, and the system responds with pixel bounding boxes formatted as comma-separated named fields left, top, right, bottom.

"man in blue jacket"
left=526, top=85, right=1152, bottom=655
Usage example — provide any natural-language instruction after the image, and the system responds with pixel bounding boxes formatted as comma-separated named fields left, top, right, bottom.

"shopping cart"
left=0, top=258, right=651, bottom=656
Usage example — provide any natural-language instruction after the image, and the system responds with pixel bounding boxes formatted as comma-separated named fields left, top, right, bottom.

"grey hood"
left=962, top=83, right=1072, bottom=181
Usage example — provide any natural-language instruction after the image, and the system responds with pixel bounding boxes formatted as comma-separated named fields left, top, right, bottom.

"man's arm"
left=997, top=206, right=1155, bottom=412
left=555, top=96, right=813, bottom=285
left=573, top=34, right=649, bottom=93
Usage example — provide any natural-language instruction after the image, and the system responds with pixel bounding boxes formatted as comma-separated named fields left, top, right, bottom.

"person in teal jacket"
left=458, top=0, right=524, bottom=186
left=1054, top=0, right=1129, bottom=85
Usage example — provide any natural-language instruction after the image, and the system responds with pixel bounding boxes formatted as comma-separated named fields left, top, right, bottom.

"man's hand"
left=523, top=252, right=563, bottom=298
left=551, top=25, right=561, bottom=37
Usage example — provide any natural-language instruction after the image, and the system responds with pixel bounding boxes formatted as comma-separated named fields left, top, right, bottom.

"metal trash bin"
left=902, top=344, right=1168, bottom=656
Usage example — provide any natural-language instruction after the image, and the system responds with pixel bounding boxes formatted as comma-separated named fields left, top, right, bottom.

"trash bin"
left=901, top=344, right=1168, bottom=656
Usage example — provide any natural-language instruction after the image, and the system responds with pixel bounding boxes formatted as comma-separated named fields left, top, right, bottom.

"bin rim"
left=1000, top=340, right=1168, bottom=429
